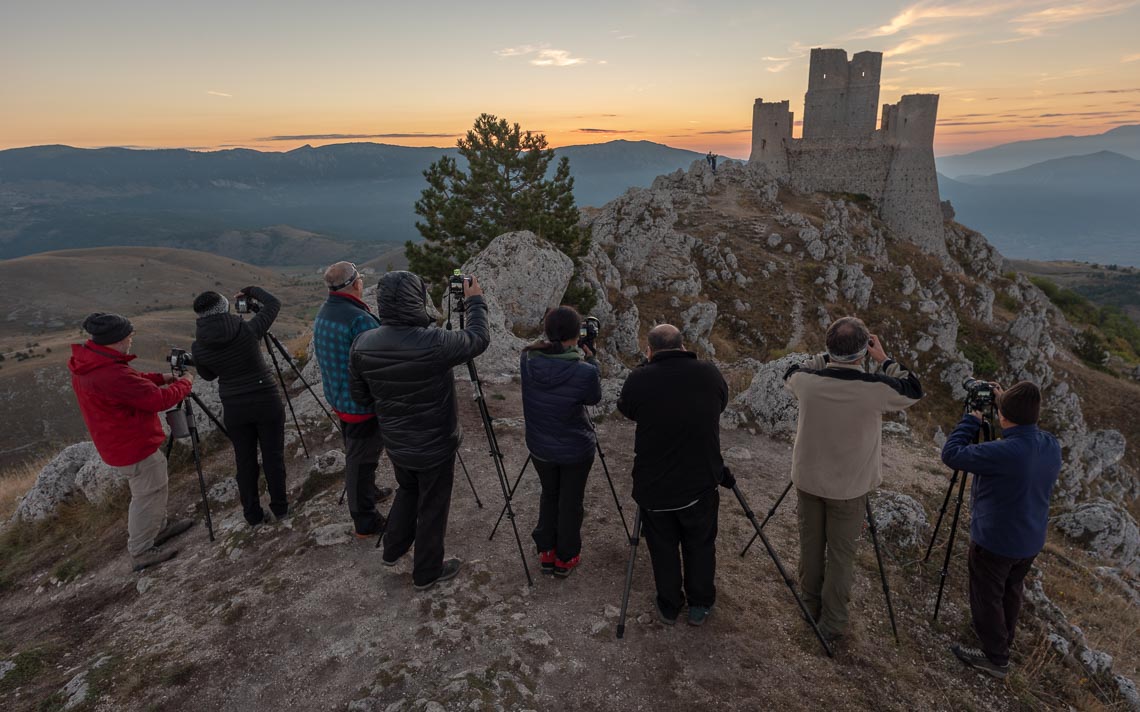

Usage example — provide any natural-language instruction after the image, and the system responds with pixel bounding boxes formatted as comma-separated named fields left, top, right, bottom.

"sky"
left=1, top=0, right=1139, bottom=158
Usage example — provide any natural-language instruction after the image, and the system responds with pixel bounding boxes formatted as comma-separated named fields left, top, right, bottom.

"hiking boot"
left=655, top=599, right=677, bottom=627
left=414, top=558, right=462, bottom=591
left=354, top=516, right=387, bottom=540
left=131, top=546, right=178, bottom=573
left=539, top=550, right=556, bottom=574
left=951, top=644, right=1009, bottom=679
left=822, top=630, right=845, bottom=647
left=377, top=487, right=394, bottom=503
left=688, top=604, right=714, bottom=626
left=553, top=555, right=580, bottom=578
left=153, top=519, right=194, bottom=547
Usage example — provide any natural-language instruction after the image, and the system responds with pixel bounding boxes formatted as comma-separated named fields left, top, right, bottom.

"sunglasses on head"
left=329, top=264, right=360, bottom=291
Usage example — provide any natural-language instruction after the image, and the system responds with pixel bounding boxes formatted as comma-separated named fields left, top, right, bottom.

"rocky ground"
left=1, top=376, right=1137, bottom=711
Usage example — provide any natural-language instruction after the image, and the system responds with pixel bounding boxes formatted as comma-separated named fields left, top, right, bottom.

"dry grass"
left=0, top=455, right=51, bottom=520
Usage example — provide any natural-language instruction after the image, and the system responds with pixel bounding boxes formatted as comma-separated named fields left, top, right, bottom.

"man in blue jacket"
left=313, top=262, right=392, bottom=537
left=940, top=380, right=1062, bottom=679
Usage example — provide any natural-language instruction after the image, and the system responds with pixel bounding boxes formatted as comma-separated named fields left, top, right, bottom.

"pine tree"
left=406, top=114, right=589, bottom=290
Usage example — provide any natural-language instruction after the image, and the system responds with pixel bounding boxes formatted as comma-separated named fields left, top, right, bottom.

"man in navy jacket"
left=940, top=380, right=1061, bottom=679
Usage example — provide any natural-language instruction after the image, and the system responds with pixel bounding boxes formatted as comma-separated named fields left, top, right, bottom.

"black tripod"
left=164, top=390, right=228, bottom=542
left=260, top=330, right=340, bottom=459
left=446, top=284, right=532, bottom=586
left=738, top=479, right=900, bottom=646
left=925, top=404, right=995, bottom=622
left=489, top=410, right=631, bottom=542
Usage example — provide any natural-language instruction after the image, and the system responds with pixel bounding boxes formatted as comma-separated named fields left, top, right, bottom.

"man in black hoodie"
left=349, top=271, right=490, bottom=590
left=191, top=287, right=288, bottom=526
left=618, top=324, right=728, bottom=626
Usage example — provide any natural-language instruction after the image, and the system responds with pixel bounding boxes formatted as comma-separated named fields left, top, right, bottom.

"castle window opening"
left=822, top=73, right=827, bottom=79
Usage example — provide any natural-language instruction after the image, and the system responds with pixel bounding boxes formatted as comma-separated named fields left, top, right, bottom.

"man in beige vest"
left=784, top=316, right=923, bottom=644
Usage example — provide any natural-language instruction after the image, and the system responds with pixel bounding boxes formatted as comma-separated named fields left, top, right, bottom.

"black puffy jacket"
left=520, top=346, right=601, bottom=464
left=191, top=287, right=281, bottom=402
left=349, top=271, right=490, bottom=469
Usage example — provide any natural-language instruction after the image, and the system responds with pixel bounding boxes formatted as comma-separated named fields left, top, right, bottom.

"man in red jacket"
left=69, top=313, right=196, bottom=572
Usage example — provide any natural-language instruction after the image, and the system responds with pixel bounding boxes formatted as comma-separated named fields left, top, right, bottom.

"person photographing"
left=520, top=306, right=602, bottom=577
left=191, top=286, right=288, bottom=527
left=941, top=381, right=1061, bottom=679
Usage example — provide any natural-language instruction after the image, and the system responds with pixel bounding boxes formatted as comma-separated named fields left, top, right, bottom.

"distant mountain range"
left=938, top=148, right=1140, bottom=266
left=2, top=129, right=1137, bottom=267
left=0, top=140, right=705, bottom=263
left=936, top=125, right=1140, bottom=178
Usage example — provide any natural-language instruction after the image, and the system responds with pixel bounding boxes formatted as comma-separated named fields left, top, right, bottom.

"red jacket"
left=68, top=341, right=192, bottom=466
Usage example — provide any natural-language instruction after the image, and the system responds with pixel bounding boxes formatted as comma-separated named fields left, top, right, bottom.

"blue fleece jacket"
left=940, top=414, right=1062, bottom=559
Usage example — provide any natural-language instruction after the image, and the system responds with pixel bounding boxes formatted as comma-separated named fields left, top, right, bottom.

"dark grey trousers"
left=342, top=418, right=384, bottom=534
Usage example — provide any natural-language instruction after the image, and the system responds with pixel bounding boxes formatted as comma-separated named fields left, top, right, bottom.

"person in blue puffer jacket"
left=520, top=306, right=602, bottom=578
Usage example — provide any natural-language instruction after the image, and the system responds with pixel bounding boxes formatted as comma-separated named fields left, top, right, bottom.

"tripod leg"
left=267, top=332, right=340, bottom=429
left=490, top=455, right=529, bottom=541
left=740, top=480, right=794, bottom=557
left=732, top=484, right=833, bottom=657
left=865, top=498, right=899, bottom=645
left=188, top=393, right=228, bottom=440
left=456, top=450, right=482, bottom=508
left=933, top=471, right=969, bottom=622
left=923, top=470, right=960, bottom=563
left=164, top=435, right=174, bottom=459
left=616, top=508, right=643, bottom=639
left=595, top=439, right=631, bottom=541
left=265, top=336, right=309, bottom=458
left=184, top=404, right=215, bottom=542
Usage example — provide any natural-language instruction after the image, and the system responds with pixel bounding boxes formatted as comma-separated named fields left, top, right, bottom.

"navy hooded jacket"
left=520, top=346, right=601, bottom=464
left=941, top=414, right=1062, bottom=559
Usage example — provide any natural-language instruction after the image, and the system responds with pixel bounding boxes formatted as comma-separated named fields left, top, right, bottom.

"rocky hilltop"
left=2, top=159, right=1138, bottom=711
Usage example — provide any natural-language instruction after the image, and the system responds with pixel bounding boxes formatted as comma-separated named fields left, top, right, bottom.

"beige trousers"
left=796, top=488, right=868, bottom=637
left=116, top=448, right=169, bottom=557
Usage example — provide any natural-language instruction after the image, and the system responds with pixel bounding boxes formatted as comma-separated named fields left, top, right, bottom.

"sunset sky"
left=2, top=0, right=1139, bottom=158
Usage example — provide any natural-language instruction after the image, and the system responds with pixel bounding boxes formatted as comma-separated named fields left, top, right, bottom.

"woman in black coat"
left=520, top=306, right=602, bottom=577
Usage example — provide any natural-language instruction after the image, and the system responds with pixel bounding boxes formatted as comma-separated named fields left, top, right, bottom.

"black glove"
left=719, top=465, right=736, bottom=490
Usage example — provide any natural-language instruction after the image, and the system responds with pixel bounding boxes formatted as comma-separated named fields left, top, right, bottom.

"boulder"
left=461, top=230, right=575, bottom=335
left=310, top=449, right=347, bottom=477
left=870, top=491, right=929, bottom=550
left=731, top=353, right=807, bottom=438
left=74, top=457, right=126, bottom=504
left=1052, top=499, right=1140, bottom=575
left=13, top=442, right=98, bottom=521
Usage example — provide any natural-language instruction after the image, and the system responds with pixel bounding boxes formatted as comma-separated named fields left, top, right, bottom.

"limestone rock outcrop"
left=13, top=442, right=99, bottom=521
left=870, top=491, right=929, bottom=550
left=731, top=353, right=806, bottom=438
left=1052, top=499, right=1140, bottom=575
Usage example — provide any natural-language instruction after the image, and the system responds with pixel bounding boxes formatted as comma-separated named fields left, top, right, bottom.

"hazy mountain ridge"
left=937, top=124, right=1140, bottom=177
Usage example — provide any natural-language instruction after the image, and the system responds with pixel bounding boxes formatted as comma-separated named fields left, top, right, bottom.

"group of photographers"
left=67, top=265, right=1062, bottom=679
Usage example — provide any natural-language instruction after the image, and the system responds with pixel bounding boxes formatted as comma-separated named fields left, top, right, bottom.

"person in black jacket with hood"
left=520, top=306, right=602, bottom=578
left=191, top=287, right=287, bottom=526
left=349, top=271, right=490, bottom=590
left=617, top=324, right=728, bottom=626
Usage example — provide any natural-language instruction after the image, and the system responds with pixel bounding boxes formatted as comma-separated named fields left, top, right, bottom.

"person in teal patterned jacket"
left=313, top=261, right=392, bottom=536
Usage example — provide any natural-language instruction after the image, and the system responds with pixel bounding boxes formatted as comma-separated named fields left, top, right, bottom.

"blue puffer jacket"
left=520, top=346, right=602, bottom=464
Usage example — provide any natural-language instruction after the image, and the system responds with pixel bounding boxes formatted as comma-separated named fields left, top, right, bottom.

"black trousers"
left=223, top=393, right=287, bottom=525
left=383, top=453, right=455, bottom=586
left=342, top=418, right=384, bottom=535
left=642, top=489, right=719, bottom=618
left=969, top=541, right=1036, bottom=666
left=531, top=455, right=594, bottom=561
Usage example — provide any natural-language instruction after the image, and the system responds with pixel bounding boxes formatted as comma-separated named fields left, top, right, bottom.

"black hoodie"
left=191, top=286, right=281, bottom=401
left=349, top=271, right=490, bottom=469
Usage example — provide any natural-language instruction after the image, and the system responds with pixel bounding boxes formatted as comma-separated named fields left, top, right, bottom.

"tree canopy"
left=405, top=113, right=588, bottom=284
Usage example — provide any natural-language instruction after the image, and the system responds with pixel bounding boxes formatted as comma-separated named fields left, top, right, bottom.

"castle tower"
left=880, top=94, right=943, bottom=253
left=802, top=49, right=882, bottom=139
left=749, top=99, right=793, bottom=178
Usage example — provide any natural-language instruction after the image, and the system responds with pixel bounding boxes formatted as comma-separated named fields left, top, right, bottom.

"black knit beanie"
left=83, top=313, right=134, bottom=345
left=193, top=291, right=229, bottom=317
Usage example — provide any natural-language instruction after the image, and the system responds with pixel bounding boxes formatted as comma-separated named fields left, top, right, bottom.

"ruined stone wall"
left=749, top=99, right=793, bottom=179
left=785, top=138, right=893, bottom=200
left=802, top=49, right=881, bottom=140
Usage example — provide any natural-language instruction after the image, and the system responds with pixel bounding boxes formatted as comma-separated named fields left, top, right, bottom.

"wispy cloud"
left=1013, top=0, right=1138, bottom=37
left=256, top=133, right=457, bottom=141
left=697, top=128, right=751, bottom=135
left=1123, top=52, right=1140, bottom=62
left=576, top=128, right=638, bottom=134
left=856, top=1, right=1002, bottom=38
left=898, top=61, right=963, bottom=71
left=206, top=90, right=232, bottom=98
left=495, top=43, right=592, bottom=67
left=884, top=33, right=956, bottom=57
left=609, top=30, right=635, bottom=40
left=767, top=62, right=791, bottom=73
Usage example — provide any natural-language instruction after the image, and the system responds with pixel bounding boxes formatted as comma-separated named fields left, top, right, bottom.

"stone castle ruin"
left=750, top=48, right=944, bottom=254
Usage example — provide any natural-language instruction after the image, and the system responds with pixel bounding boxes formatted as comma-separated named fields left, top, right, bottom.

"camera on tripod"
left=448, top=270, right=472, bottom=312
left=235, top=295, right=261, bottom=314
left=578, top=316, right=600, bottom=352
left=169, top=348, right=194, bottom=375
left=962, top=377, right=996, bottom=411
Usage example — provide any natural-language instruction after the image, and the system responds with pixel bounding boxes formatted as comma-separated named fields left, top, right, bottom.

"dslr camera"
left=578, top=316, right=600, bottom=352
left=169, top=348, right=194, bottom=375
left=448, top=269, right=472, bottom=312
left=235, top=295, right=261, bottom=314
left=962, top=377, right=996, bottom=411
